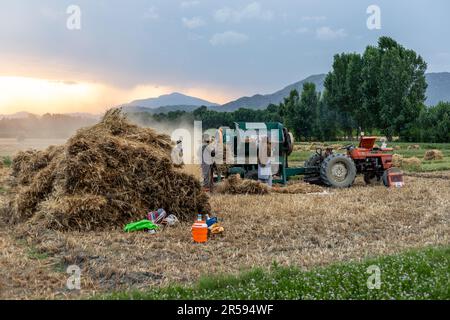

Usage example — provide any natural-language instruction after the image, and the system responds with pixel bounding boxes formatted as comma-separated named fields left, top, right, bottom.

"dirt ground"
left=0, top=167, right=449, bottom=299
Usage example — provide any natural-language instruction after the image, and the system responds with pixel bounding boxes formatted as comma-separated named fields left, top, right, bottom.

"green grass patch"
left=290, top=141, right=450, bottom=172
left=100, top=246, right=450, bottom=300
left=2, top=156, right=12, bottom=167
left=27, top=247, right=49, bottom=260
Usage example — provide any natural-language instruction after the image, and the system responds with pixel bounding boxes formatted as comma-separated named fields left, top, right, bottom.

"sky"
left=0, top=0, right=449, bottom=115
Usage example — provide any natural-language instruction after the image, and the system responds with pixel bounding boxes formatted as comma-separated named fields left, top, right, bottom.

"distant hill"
left=0, top=113, right=98, bottom=139
left=121, top=72, right=449, bottom=115
left=122, top=105, right=201, bottom=114
left=65, top=112, right=101, bottom=120
left=124, top=92, right=219, bottom=109
left=425, top=72, right=450, bottom=106
left=0, top=111, right=36, bottom=120
left=219, top=72, right=450, bottom=111
left=220, top=74, right=326, bottom=111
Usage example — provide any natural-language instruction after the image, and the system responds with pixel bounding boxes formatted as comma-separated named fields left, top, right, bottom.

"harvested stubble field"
left=0, top=166, right=449, bottom=299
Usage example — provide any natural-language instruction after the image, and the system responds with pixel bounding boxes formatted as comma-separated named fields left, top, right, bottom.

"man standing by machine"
left=171, top=137, right=184, bottom=168
left=201, top=133, right=215, bottom=191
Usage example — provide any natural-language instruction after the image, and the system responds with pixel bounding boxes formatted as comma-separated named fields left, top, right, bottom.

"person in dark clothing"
left=201, top=134, right=215, bottom=190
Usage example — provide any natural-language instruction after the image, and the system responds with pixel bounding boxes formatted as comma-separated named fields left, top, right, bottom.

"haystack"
left=215, top=175, right=269, bottom=195
left=392, top=154, right=404, bottom=167
left=424, top=149, right=443, bottom=161
left=402, top=157, right=422, bottom=171
left=6, top=109, right=210, bottom=231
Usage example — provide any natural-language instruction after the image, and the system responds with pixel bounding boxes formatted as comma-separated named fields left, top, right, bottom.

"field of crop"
left=0, top=139, right=449, bottom=300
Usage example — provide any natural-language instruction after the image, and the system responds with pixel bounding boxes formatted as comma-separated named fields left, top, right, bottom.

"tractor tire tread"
left=320, top=153, right=356, bottom=188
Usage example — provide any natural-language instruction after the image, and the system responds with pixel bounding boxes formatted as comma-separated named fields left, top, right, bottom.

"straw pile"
left=392, top=154, right=404, bottom=167
left=215, top=175, right=269, bottom=195
left=390, top=154, right=422, bottom=171
left=6, top=109, right=210, bottom=231
left=402, top=157, right=422, bottom=171
left=424, top=149, right=444, bottom=161
left=215, top=175, right=324, bottom=195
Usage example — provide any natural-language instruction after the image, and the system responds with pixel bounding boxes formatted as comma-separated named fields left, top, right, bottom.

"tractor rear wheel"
left=320, top=154, right=356, bottom=188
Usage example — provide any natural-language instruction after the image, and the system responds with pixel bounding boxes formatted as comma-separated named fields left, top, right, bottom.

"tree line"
left=0, top=114, right=97, bottom=139
left=137, top=37, right=449, bottom=142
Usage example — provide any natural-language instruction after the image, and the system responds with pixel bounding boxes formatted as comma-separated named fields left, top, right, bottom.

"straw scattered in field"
left=215, top=174, right=269, bottom=195
left=0, top=173, right=447, bottom=299
left=272, top=182, right=324, bottom=194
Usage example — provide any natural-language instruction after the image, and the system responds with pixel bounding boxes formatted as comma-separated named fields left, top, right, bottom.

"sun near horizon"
left=0, top=76, right=233, bottom=115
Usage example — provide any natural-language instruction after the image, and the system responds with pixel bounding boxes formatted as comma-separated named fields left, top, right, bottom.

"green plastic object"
left=124, top=219, right=159, bottom=232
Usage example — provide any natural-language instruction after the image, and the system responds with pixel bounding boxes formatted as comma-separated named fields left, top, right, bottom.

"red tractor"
left=304, top=136, right=404, bottom=188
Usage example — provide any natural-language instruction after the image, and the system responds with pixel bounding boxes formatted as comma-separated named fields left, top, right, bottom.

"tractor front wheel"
left=320, top=154, right=356, bottom=188
left=304, top=153, right=322, bottom=184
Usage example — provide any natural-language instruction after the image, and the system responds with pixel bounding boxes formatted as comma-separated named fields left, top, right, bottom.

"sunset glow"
left=0, top=76, right=232, bottom=115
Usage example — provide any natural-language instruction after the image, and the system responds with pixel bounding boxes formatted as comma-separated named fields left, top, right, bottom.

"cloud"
left=187, top=33, right=204, bottom=41
left=182, top=17, right=206, bottom=29
left=301, top=16, right=327, bottom=22
left=214, top=2, right=273, bottom=23
left=316, top=27, right=347, bottom=40
left=144, top=7, right=159, bottom=20
left=180, top=1, right=200, bottom=9
left=40, top=7, right=63, bottom=20
left=296, top=27, right=309, bottom=34
left=210, top=31, right=248, bottom=46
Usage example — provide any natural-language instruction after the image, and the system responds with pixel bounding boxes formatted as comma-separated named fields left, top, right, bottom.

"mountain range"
left=121, top=72, right=450, bottom=114
left=2, top=72, right=449, bottom=119
left=125, top=92, right=218, bottom=109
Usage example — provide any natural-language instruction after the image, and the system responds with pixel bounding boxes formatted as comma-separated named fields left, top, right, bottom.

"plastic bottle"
left=192, top=214, right=208, bottom=243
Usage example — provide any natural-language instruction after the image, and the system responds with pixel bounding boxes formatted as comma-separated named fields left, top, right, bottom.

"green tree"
left=324, top=53, right=363, bottom=138
left=280, top=89, right=301, bottom=138
left=298, top=82, right=319, bottom=140
left=376, top=37, right=427, bottom=140
left=413, top=102, right=450, bottom=142
left=280, top=84, right=320, bottom=140
left=316, top=95, right=339, bottom=141
left=361, top=45, right=382, bottom=132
